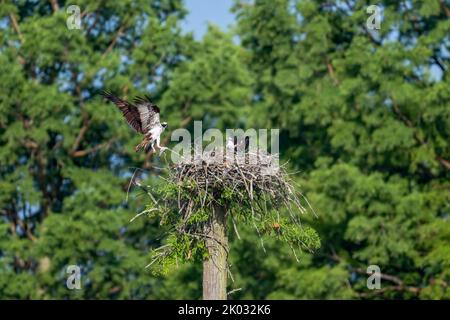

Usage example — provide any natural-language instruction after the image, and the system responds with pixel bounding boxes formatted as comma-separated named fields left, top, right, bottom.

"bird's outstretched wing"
left=101, top=91, right=143, bottom=133
left=133, top=95, right=161, bottom=134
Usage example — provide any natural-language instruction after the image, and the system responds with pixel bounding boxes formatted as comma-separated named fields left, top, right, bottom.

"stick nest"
left=171, top=149, right=308, bottom=216
left=136, top=147, right=320, bottom=273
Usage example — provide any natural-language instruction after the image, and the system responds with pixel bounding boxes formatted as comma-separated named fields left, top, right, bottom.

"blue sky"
left=182, top=0, right=235, bottom=39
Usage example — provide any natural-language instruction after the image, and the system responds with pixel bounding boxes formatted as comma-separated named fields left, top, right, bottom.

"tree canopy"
left=0, top=0, right=449, bottom=299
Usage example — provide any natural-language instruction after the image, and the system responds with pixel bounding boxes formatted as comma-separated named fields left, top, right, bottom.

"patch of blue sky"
left=182, top=0, right=235, bottom=39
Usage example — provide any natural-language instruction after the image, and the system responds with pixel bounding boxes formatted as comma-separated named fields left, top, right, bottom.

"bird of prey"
left=226, top=135, right=250, bottom=154
left=101, top=91, right=168, bottom=154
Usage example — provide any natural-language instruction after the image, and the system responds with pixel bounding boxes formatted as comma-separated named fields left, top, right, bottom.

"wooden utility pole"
left=203, top=204, right=228, bottom=300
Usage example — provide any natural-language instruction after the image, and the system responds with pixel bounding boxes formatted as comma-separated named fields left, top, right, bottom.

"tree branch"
left=328, top=252, right=421, bottom=295
left=16, top=219, right=37, bottom=242
left=71, top=115, right=91, bottom=154
left=326, top=59, right=339, bottom=85
left=440, top=0, right=450, bottom=18
left=432, top=55, right=447, bottom=74
left=102, top=23, right=127, bottom=57
left=70, top=138, right=116, bottom=158
left=9, top=13, right=24, bottom=43
left=436, top=155, right=450, bottom=171
left=49, top=0, right=60, bottom=12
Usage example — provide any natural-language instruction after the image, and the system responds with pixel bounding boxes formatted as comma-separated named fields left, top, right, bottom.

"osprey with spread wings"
left=101, top=91, right=168, bottom=154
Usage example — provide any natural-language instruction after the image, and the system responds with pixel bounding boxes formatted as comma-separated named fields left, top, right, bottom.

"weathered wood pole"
left=203, top=204, right=228, bottom=300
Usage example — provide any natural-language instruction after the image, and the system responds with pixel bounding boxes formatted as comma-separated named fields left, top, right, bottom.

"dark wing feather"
left=133, top=95, right=161, bottom=134
left=101, top=91, right=142, bottom=133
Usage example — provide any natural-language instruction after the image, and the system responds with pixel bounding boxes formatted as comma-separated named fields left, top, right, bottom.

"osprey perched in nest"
left=226, top=135, right=250, bottom=154
left=101, top=91, right=168, bottom=154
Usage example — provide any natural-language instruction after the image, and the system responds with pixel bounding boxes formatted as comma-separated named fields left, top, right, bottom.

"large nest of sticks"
left=139, top=146, right=320, bottom=271
left=167, top=147, right=315, bottom=245
left=171, top=148, right=307, bottom=213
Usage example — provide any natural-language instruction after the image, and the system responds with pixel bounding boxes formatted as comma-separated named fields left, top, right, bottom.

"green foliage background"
left=0, top=0, right=449, bottom=299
